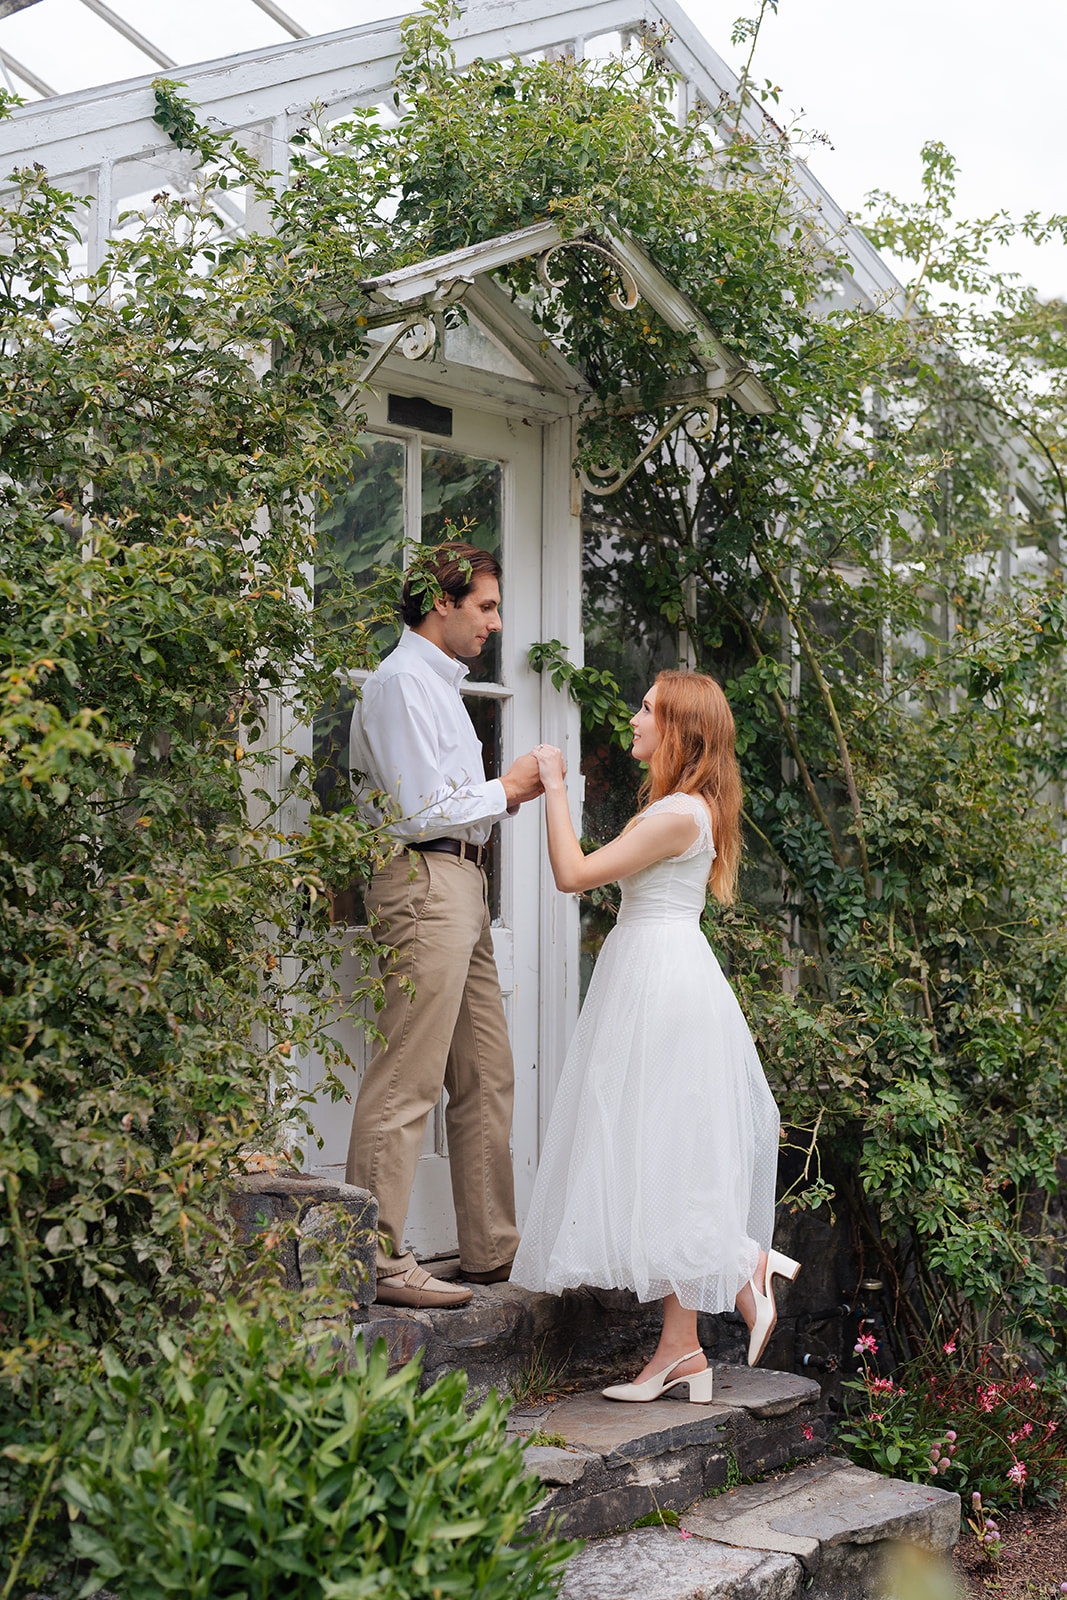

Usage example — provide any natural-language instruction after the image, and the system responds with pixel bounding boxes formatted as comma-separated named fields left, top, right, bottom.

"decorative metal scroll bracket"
left=357, top=274, right=474, bottom=384
left=536, top=238, right=639, bottom=312
left=579, top=403, right=718, bottom=497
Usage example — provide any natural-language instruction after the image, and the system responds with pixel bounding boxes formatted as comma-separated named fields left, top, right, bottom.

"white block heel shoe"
left=747, top=1249, right=802, bottom=1367
left=602, top=1350, right=714, bottom=1405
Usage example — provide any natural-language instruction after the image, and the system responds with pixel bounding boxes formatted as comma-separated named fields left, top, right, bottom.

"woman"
left=511, top=671, right=799, bottom=1404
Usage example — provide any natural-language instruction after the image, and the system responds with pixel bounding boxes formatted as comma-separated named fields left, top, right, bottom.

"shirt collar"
left=397, top=626, right=470, bottom=689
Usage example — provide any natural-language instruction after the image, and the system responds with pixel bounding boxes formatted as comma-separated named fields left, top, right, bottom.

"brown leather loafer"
left=374, top=1263, right=473, bottom=1309
left=459, top=1260, right=514, bottom=1285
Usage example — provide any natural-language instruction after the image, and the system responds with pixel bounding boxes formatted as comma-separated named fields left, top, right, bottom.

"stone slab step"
left=509, top=1364, right=827, bottom=1539
left=352, top=1260, right=774, bottom=1401
left=559, top=1529, right=802, bottom=1600
left=353, top=1279, right=666, bottom=1399
left=559, top=1465, right=959, bottom=1600
left=557, top=1457, right=960, bottom=1600
left=680, top=1453, right=958, bottom=1568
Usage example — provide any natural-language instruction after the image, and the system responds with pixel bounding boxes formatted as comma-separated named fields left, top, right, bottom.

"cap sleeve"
left=641, top=793, right=716, bottom=861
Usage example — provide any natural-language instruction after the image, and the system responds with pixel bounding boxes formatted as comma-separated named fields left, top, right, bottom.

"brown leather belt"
left=410, top=837, right=487, bottom=868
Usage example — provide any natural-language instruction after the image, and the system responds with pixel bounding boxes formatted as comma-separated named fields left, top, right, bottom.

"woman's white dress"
left=512, top=793, right=780, bottom=1313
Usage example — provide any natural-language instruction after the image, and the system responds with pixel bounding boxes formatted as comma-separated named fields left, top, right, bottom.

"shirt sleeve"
left=358, top=672, right=508, bottom=842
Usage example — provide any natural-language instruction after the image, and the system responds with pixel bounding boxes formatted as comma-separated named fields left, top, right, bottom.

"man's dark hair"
left=400, top=542, right=502, bottom=628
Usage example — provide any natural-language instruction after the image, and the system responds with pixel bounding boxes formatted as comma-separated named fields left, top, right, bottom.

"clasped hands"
left=501, top=745, right=567, bottom=809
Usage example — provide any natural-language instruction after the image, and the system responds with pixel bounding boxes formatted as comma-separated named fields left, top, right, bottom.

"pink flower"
left=803, top=1425, right=814, bottom=1441
left=1021, top=1422, right=1032, bottom=1437
left=677, top=1528, right=692, bottom=1540
left=944, top=1431, right=957, bottom=1443
left=942, top=1340, right=957, bottom=1354
left=854, top=1333, right=879, bottom=1355
left=869, top=1377, right=894, bottom=1393
left=867, top=1412, right=885, bottom=1423
left=1007, top=1461, right=1027, bottom=1487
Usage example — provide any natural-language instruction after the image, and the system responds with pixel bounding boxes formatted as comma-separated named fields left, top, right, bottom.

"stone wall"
left=228, top=1173, right=378, bottom=1306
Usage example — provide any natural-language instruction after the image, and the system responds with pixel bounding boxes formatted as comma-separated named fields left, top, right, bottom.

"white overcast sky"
left=682, top=0, right=1067, bottom=301
left=3, top=0, right=1065, bottom=299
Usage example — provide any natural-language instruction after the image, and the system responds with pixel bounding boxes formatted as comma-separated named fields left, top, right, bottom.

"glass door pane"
left=314, top=433, right=407, bottom=922
left=422, top=446, right=503, bottom=683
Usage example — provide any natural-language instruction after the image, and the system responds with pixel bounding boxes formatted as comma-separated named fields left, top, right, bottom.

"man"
left=346, top=543, right=543, bottom=1309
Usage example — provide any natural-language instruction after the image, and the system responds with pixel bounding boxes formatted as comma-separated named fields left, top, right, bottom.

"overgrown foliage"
left=62, top=1307, right=575, bottom=1600
left=4, top=0, right=1067, bottom=1582
left=296, top=0, right=1067, bottom=1366
left=0, top=113, right=396, bottom=1594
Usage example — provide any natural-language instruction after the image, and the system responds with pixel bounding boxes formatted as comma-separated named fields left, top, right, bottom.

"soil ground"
left=953, top=1497, right=1067, bottom=1600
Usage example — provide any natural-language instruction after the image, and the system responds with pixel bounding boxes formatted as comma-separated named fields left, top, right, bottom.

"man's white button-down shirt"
left=349, top=628, right=508, bottom=847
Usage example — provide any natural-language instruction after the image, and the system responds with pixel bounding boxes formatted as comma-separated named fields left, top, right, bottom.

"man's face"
left=438, top=572, right=503, bottom=660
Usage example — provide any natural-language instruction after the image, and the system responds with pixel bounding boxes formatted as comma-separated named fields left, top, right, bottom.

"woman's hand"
left=533, top=743, right=566, bottom=789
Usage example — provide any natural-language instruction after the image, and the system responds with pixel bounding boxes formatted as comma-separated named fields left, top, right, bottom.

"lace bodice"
left=617, top=793, right=715, bottom=926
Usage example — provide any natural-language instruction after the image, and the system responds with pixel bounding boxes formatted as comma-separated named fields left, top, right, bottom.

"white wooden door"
left=300, top=395, right=543, bottom=1260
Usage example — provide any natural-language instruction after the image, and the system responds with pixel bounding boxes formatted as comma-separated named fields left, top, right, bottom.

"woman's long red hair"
left=637, top=669, right=743, bottom=905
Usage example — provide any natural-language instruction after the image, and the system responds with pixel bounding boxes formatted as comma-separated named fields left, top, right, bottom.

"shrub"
left=61, top=1300, right=576, bottom=1600
left=838, top=1343, right=1067, bottom=1508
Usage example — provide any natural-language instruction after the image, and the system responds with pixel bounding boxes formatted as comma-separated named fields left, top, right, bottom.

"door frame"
left=292, top=381, right=581, bottom=1254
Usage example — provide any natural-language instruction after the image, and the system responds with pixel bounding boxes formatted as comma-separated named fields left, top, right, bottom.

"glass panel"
left=579, top=525, right=680, bottom=998
left=312, top=680, right=367, bottom=926
left=316, top=433, right=406, bottom=653
left=314, top=432, right=407, bottom=925
left=441, top=315, right=534, bottom=383
left=421, top=447, right=503, bottom=683
left=464, top=694, right=503, bottom=921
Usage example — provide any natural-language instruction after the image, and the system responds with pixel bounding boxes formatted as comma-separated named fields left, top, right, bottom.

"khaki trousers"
left=345, top=849, right=520, bottom=1276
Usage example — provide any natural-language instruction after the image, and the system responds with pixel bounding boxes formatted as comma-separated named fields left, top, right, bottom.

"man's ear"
left=431, top=591, right=452, bottom=616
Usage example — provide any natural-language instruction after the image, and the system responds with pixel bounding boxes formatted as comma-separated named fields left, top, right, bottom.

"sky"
left=2, top=0, right=1065, bottom=300
left=680, top=0, right=1067, bottom=300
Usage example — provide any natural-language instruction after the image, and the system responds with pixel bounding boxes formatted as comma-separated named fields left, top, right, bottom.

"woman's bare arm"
left=535, top=746, right=699, bottom=893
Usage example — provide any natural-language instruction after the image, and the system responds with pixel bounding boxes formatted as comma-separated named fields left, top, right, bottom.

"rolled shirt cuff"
left=484, top=777, right=509, bottom=821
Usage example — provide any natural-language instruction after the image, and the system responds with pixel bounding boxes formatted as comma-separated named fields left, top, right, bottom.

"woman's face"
left=630, top=683, right=661, bottom=762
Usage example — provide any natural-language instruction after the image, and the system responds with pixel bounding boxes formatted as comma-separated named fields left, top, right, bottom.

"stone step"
left=557, top=1456, right=961, bottom=1600
left=352, top=1268, right=765, bottom=1401
left=509, top=1365, right=827, bottom=1539
left=560, top=1531, right=801, bottom=1600
left=354, top=1277, right=666, bottom=1400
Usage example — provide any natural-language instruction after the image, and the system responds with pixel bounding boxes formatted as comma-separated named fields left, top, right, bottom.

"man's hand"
left=501, top=750, right=545, bottom=807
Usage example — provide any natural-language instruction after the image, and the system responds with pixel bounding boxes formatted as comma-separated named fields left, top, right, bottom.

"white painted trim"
left=598, top=225, right=778, bottom=414
left=360, top=220, right=565, bottom=303
left=536, top=416, right=583, bottom=1142
left=364, top=353, right=574, bottom=424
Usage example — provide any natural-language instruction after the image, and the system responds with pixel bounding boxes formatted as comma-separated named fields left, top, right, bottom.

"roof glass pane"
left=0, top=0, right=405, bottom=101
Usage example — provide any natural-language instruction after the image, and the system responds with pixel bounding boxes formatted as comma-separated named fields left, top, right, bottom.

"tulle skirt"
left=512, top=916, right=780, bottom=1312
